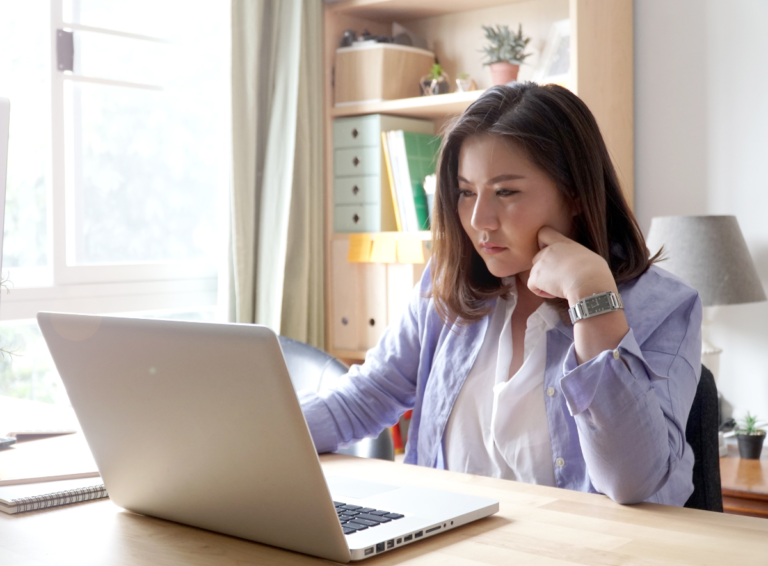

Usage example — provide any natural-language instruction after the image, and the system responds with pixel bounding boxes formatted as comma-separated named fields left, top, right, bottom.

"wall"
left=635, top=0, right=768, bottom=421
left=404, top=0, right=569, bottom=91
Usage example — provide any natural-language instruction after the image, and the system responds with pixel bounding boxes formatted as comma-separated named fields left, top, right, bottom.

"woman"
left=300, top=83, right=701, bottom=505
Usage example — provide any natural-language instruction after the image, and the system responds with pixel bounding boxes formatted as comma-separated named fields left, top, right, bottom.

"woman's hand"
left=527, top=227, right=618, bottom=304
left=527, top=227, right=629, bottom=365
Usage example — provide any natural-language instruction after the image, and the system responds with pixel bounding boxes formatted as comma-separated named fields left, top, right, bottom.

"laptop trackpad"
left=326, top=476, right=399, bottom=499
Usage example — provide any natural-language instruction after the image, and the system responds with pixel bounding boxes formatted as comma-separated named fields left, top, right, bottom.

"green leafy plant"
left=481, top=24, right=532, bottom=66
left=735, top=412, right=768, bottom=435
left=427, top=63, right=445, bottom=81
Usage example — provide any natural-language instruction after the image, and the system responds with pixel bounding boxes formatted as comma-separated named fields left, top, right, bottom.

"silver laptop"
left=38, top=313, right=498, bottom=562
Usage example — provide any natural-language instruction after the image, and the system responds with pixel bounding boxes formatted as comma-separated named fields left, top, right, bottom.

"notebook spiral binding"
left=12, top=484, right=108, bottom=513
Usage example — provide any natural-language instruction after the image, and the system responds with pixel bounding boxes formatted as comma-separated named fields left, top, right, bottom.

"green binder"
left=401, top=132, right=441, bottom=230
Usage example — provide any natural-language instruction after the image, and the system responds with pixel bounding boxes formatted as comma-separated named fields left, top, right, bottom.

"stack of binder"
left=382, top=130, right=442, bottom=232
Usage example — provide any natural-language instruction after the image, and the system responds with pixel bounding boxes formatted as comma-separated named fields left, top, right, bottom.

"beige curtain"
left=230, top=0, right=324, bottom=347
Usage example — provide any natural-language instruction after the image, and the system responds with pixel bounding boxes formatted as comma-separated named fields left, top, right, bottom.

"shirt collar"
left=535, top=301, right=562, bottom=331
left=500, top=277, right=562, bottom=331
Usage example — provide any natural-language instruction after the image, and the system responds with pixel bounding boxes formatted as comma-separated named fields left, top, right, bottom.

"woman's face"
left=457, top=134, right=574, bottom=279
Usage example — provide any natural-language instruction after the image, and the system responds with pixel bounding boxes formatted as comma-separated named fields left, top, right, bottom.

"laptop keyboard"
left=334, top=501, right=404, bottom=535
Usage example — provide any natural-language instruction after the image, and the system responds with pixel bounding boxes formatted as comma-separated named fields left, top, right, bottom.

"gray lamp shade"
left=646, top=215, right=766, bottom=307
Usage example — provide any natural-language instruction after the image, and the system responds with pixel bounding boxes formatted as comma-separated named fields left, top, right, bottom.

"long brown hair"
left=431, top=82, right=653, bottom=324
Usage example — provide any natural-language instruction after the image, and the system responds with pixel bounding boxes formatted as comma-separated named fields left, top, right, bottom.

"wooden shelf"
left=331, top=90, right=485, bottom=119
left=331, top=231, right=432, bottom=241
left=323, top=0, right=634, bottom=356
left=327, top=0, right=527, bottom=20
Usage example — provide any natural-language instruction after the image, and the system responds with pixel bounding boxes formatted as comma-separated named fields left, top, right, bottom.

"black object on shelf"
left=736, top=433, right=766, bottom=459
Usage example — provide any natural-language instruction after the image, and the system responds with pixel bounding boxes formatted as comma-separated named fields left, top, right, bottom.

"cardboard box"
left=334, top=44, right=435, bottom=106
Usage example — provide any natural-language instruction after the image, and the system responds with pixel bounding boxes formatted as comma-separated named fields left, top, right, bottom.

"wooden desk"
left=2, top=454, right=768, bottom=566
left=721, top=444, right=768, bottom=519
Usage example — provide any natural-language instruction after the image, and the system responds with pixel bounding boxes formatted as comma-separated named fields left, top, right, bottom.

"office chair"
left=684, top=365, right=723, bottom=512
left=278, top=336, right=395, bottom=461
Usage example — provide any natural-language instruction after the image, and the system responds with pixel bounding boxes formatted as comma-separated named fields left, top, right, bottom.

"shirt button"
left=613, top=349, right=620, bottom=360
left=546, top=387, right=555, bottom=397
left=556, top=457, right=565, bottom=467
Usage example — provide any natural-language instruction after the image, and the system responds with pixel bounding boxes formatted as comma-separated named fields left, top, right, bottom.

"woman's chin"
left=483, top=259, right=527, bottom=279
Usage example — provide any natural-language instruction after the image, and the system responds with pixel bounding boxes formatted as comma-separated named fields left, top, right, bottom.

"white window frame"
left=0, top=0, right=226, bottom=321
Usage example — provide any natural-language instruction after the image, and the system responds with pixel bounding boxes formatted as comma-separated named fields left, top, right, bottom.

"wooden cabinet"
left=330, top=237, right=429, bottom=359
left=721, top=444, right=768, bottom=519
left=322, top=0, right=634, bottom=359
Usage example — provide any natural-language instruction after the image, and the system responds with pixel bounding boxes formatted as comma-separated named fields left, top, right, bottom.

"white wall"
left=635, top=0, right=768, bottom=422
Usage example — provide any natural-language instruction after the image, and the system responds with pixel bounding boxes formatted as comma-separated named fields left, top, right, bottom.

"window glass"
left=0, top=0, right=50, bottom=276
left=74, top=30, right=171, bottom=86
left=68, top=81, right=219, bottom=263
left=0, top=319, right=64, bottom=404
left=0, top=308, right=216, bottom=404
left=65, top=1, right=228, bottom=265
left=66, top=0, right=172, bottom=38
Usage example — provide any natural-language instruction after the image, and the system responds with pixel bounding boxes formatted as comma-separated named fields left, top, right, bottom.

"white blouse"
left=443, top=280, right=559, bottom=485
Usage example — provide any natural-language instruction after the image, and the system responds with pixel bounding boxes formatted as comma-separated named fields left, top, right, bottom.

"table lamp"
left=646, top=215, right=766, bottom=382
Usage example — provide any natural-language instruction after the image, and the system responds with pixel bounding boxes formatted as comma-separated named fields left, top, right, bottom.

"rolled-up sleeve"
left=558, top=289, right=702, bottom=504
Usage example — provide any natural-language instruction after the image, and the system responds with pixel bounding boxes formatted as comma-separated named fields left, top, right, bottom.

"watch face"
left=585, top=293, right=612, bottom=314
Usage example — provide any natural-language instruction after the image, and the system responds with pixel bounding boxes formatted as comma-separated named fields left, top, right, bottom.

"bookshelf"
left=332, top=90, right=486, bottom=119
left=322, top=0, right=633, bottom=360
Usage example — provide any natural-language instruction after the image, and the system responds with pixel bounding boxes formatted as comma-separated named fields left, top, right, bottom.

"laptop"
left=37, top=313, right=499, bottom=562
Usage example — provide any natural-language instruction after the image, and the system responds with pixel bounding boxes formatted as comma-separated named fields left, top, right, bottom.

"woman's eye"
left=458, top=189, right=475, bottom=197
left=496, top=189, right=518, bottom=197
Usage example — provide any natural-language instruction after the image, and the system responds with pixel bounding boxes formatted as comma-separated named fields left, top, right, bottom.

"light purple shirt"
left=300, top=264, right=702, bottom=505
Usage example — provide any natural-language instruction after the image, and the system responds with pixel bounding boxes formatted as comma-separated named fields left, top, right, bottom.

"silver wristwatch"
left=568, top=291, right=624, bottom=324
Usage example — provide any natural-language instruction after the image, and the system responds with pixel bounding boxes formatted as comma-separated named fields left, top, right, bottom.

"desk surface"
left=2, top=453, right=768, bottom=566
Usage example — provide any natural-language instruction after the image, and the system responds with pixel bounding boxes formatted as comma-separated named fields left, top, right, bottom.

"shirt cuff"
left=298, top=389, right=340, bottom=454
left=558, top=328, right=659, bottom=416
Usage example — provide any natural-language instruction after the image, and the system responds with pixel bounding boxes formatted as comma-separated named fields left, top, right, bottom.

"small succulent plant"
left=481, top=24, right=532, bottom=66
left=427, top=63, right=445, bottom=81
left=735, top=412, right=767, bottom=435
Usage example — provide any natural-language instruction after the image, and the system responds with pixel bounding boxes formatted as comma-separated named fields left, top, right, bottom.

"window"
left=0, top=0, right=230, bottom=402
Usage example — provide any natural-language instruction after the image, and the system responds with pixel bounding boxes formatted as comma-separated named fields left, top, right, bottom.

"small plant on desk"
left=735, top=412, right=767, bottom=460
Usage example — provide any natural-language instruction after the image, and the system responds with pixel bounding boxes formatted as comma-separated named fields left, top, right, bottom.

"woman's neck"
left=514, top=271, right=545, bottom=318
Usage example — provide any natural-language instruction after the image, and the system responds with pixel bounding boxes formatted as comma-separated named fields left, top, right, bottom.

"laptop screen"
left=0, top=98, right=8, bottom=277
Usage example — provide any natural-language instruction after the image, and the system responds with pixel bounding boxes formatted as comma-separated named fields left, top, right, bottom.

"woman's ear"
left=569, top=197, right=582, bottom=218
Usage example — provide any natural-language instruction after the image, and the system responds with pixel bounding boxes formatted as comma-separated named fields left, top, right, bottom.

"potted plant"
left=420, top=63, right=450, bottom=96
left=455, top=72, right=476, bottom=93
left=735, top=412, right=767, bottom=459
left=481, top=24, right=532, bottom=85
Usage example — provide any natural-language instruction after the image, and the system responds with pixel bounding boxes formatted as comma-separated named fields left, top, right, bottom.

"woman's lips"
left=478, top=241, right=506, bottom=255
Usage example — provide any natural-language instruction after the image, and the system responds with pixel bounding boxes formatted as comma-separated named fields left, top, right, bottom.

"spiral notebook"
left=0, top=477, right=107, bottom=514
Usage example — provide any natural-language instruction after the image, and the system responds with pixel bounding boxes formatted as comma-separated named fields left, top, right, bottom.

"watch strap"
left=568, top=291, right=624, bottom=324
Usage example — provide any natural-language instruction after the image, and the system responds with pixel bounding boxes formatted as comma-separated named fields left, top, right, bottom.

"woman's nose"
left=471, top=193, right=499, bottom=232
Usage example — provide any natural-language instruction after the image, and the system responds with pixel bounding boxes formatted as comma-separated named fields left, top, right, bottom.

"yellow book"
left=396, top=237, right=425, bottom=264
left=370, top=233, right=397, bottom=263
left=381, top=131, right=402, bottom=231
left=347, top=233, right=373, bottom=263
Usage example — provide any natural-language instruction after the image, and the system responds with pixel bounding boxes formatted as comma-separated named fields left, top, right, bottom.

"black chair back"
left=684, top=365, right=723, bottom=511
left=278, top=336, right=395, bottom=461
